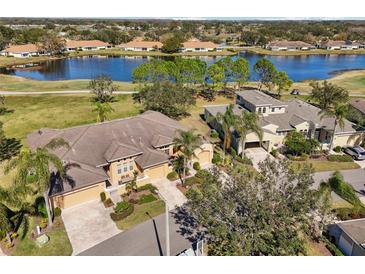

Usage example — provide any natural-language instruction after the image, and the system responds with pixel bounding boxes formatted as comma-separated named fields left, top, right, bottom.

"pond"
left=3, top=52, right=365, bottom=82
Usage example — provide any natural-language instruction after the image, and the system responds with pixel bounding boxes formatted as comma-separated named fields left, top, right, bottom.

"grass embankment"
left=292, top=160, right=360, bottom=172
left=116, top=200, right=165, bottom=230
left=0, top=56, right=61, bottom=68
left=245, top=47, right=365, bottom=56
left=0, top=74, right=136, bottom=92
left=11, top=216, right=72, bottom=256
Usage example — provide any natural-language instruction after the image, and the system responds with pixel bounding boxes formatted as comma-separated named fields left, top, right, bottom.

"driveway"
left=245, top=147, right=275, bottom=170
left=62, top=200, right=120, bottom=255
left=152, top=178, right=187, bottom=209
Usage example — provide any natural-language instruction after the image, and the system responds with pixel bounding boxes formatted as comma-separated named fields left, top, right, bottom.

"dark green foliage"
left=229, top=148, right=237, bottom=158
left=53, top=207, right=62, bottom=217
left=0, top=122, right=22, bottom=162
left=89, top=75, right=117, bottom=103
left=35, top=197, right=47, bottom=218
left=310, top=81, right=349, bottom=110
left=324, top=239, right=344, bottom=256
left=110, top=202, right=134, bottom=221
left=114, top=201, right=130, bottom=212
left=210, top=130, right=219, bottom=139
left=333, top=146, right=342, bottom=153
left=167, top=171, right=178, bottom=181
left=100, top=192, right=106, bottom=202
left=333, top=207, right=365, bottom=220
left=134, top=81, right=195, bottom=119
left=327, top=155, right=353, bottom=162
left=328, top=171, right=361, bottom=206
left=138, top=194, right=157, bottom=204
left=212, top=152, right=222, bottom=164
left=195, top=169, right=211, bottom=180
left=253, top=58, right=277, bottom=90
left=193, top=162, right=201, bottom=171
left=184, top=176, right=202, bottom=186
left=271, top=148, right=279, bottom=158
left=285, top=131, right=319, bottom=156
left=235, top=155, right=253, bottom=165
left=137, top=183, right=157, bottom=193
left=161, top=35, right=184, bottom=53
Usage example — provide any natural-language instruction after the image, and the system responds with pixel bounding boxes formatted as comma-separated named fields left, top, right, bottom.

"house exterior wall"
left=332, top=132, right=364, bottom=147
left=108, top=157, right=139, bottom=186
left=193, top=143, right=214, bottom=165
left=144, top=163, right=170, bottom=181
left=52, top=182, right=106, bottom=209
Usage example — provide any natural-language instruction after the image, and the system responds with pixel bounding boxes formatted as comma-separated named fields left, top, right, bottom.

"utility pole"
left=156, top=190, right=170, bottom=256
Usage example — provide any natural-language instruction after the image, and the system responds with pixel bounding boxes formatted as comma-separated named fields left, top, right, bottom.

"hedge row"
left=110, top=203, right=134, bottom=221
left=327, top=155, right=353, bottom=162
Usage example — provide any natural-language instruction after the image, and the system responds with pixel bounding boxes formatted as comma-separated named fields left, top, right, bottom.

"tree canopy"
left=310, top=81, right=349, bottom=110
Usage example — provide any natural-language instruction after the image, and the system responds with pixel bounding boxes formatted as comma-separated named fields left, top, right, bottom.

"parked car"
left=290, top=89, right=300, bottom=95
left=342, top=146, right=365, bottom=160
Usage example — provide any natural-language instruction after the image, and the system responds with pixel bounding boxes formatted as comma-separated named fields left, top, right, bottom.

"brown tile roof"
left=66, top=40, right=110, bottom=48
left=182, top=40, right=219, bottom=49
left=27, top=111, right=186, bottom=196
left=119, top=39, right=163, bottom=49
left=2, top=44, right=40, bottom=53
left=350, top=99, right=365, bottom=114
left=321, top=40, right=362, bottom=47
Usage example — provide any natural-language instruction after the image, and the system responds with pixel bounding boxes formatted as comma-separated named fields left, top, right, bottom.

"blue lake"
left=3, top=52, right=365, bottom=82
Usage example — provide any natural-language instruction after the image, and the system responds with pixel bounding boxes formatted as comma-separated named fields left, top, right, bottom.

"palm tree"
left=234, top=111, right=263, bottom=158
left=5, top=138, right=70, bottom=227
left=93, top=101, right=114, bottom=122
left=320, top=104, right=347, bottom=151
left=214, top=104, right=236, bottom=161
left=173, top=129, right=202, bottom=185
left=126, top=171, right=138, bottom=194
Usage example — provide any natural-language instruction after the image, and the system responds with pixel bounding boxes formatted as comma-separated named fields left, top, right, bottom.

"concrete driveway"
left=245, top=147, right=275, bottom=170
left=152, top=179, right=187, bottom=209
left=62, top=200, right=120, bottom=255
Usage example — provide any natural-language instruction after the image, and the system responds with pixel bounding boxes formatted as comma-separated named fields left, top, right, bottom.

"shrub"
left=11, top=232, right=18, bottom=239
left=137, top=183, right=157, bottom=193
left=53, top=207, right=62, bottom=217
left=270, top=148, right=278, bottom=158
left=229, top=148, right=237, bottom=158
left=288, top=154, right=308, bottom=161
left=193, top=162, right=201, bottom=171
left=35, top=197, right=47, bottom=218
left=100, top=192, right=106, bottom=202
left=114, top=201, right=130, bottom=213
left=138, top=194, right=157, bottom=204
left=235, top=155, right=253, bottom=165
left=110, top=203, right=134, bottom=221
left=104, top=198, right=114, bottom=208
left=212, top=152, right=222, bottom=164
left=327, top=155, right=353, bottom=162
left=210, top=130, right=219, bottom=139
left=195, top=169, right=210, bottom=180
left=324, top=240, right=344, bottom=256
left=167, top=171, right=179, bottom=181
left=328, top=172, right=361, bottom=206
left=333, top=207, right=365, bottom=221
left=39, top=219, right=48, bottom=229
left=333, top=146, right=342, bottom=153
left=184, top=176, right=202, bottom=186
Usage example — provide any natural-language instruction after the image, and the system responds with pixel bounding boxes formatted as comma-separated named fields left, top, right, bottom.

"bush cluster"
left=110, top=201, right=134, bottom=221
left=210, top=130, right=219, bottom=139
left=212, top=152, right=222, bottom=164
left=328, top=172, right=361, bottom=206
left=137, top=183, right=157, bottom=193
left=53, top=207, right=62, bottom=217
left=138, top=194, right=157, bottom=204
left=167, top=171, right=179, bottom=181
left=193, top=162, right=201, bottom=171
left=333, top=146, right=342, bottom=153
left=327, top=155, right=353, bottom=162
left=100, top=192, right=106, bottom=202
left=270, top=148, right=279, bottom=158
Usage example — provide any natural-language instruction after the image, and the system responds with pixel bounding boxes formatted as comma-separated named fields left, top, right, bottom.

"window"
left=272, top=108, right=275, bottom=112
left=117, top=164, right=123, bottom=175
left=263, top=107, right=266, bottom=113
left=129, top=161, right=134, bottom=171
left=123, top=163, right=128, bottom=172
left=258, top=107, right=262, bottom=113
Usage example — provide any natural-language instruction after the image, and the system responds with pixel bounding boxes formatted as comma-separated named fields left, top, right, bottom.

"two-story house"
left=27, top=111, right=213, bottom=209
left=204, top=89, right=364, bottom=154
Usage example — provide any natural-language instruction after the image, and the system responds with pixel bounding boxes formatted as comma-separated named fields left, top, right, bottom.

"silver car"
left=343, top=146, right=365, bottom=160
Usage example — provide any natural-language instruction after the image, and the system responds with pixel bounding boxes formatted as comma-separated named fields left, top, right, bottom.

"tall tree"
left=93, top=101, right=114, bottom=122
left=174, top=58, right=207, bottom=86
left=234, top=111, right=263, bottom=158
left=274, top=70, right=293, bottom=97
left=5, top=139, right=70, bottom=227
left=309, top=81, right=349, bottom=110
left=232, top=57, right=250, bottom=89
left=0, top=122, right=22, bottom=162
left=38, top=33, right=66, bottom=56
left=161, top=35, right=184, bottom=53
left=216, top=57, right=234, bottom=88
left=132, top=59, right=176, bottom=84
left=253, top=58, right=277, bottom=91
left=89, top=75, right=117, bottom=103
left=215, top=105, right=236, bottom=161
left=173, top=129, right=202, bottom=185
left=208, top=63, right=225, bottom=91
left=177, top=159, right=331, bottom=255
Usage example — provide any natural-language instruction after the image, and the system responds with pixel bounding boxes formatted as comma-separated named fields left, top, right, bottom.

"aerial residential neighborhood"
left=1, top=3, right=365, bottom=268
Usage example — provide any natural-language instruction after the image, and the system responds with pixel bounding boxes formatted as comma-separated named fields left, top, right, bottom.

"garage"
left=244, top=141, right=270, bottom=151
left=52, top=182, right=105, bottom=209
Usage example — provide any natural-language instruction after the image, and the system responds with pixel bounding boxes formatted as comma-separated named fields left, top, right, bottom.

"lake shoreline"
left=244, top=47, right=365, bottom=56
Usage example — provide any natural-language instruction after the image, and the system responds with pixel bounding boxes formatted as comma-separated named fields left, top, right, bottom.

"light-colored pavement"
left=152, top=178, right=187, bottom=209
left=354, top=159, right=365, bottom=169
left=245, top=147, right=276, bottom=170
left=62, top=200, right=120, bottom=255
left=0, top=90, right=138, bottom=95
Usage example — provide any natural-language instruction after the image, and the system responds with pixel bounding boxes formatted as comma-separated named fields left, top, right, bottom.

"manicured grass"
left=0, top=94, right=142, bottom=142
left=12, top=217, right=72, bottom=256
left=116, top=200, right=165, bottom=230
left=292, top=160, right=360, bottom=172
left=0, top=74, right=136, bottom=92
left=0, top=56, right=61, bottom=68
left=246, top=47, right=365, bottom=56
left=0, top=162, right=15, bottom=188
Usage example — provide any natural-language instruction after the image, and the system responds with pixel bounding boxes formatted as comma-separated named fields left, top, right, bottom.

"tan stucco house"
left=27, top=111, right=213, bottom=209
left=204, top=89, right=364, bottom=154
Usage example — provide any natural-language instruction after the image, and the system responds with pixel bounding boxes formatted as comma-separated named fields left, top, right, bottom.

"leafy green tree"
left=5, top=139, right=70, bottom=227
left=173, top=129, right=202, bottom=185
left=174, top=58, right=207, bottom=86
left=310, top=81, right=349, bottom=110
left=134, top=81, right=195, bottom=119
left=208, top=63, right=225, bottom=90
left=232, top=57, right=250, bottom=89
left=38, top=33, right=66, bottom=56
left=215, top=105, right=236, bottom=160
left=253, top=58, right=277, bottom=91
left=161, top=35, right=184, bottom=53
left=132, top=59, right=176, bottom=84
left=89, top=75, right=117, bottom=103
left=274, top=70, right=293, bottom=97
left=216, top=57, right=233, bottom=87
left=178, top=158, right=331, bottom=255
left=93, top=101, right=114, bottom=122
left=285, top=131, right=319, bottom=156
left=234, top=111, right=263, bottom=158
left=0, top=203, right=13, bottom=243
left=0, top=122, right=22, bottom=162
left=126, top=171, right=138, bottom=194
left=173, top=155, right=186, bottom=179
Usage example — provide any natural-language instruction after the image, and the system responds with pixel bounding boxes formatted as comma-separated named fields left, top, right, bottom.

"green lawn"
left=0, top=74, right=136, bottom=92
left=116, top=200, right=165, bottom=230
left=0, top=94, right=142, bottom=142
left=246, top=47, right=365, bottom=56
left=292, top=160, right=360, bottom=172
left=12, top=216, right=72, bottom=256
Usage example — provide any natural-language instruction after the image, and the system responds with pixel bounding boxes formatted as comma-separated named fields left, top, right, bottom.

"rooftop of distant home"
left=350, top=98, right=365, bottom=114
left=267, top=40, right=313, bottom=47
left=337, top=218, right=365, bottom=246
left=65, top=39, right=111, bottom=48
left=1, top=43, right=40, bottom=53
left=118, top=37, right=163, bottom=49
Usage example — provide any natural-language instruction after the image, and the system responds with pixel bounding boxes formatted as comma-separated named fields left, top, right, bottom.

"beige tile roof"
left=350, top=99, right=365, bottom=114
left=66, top=40, right=110, bottom=48
left=119, top=39, right=163, bottom=49
left=2, top=44, right=40, bottom=53
left=182, top=40, right=219, bottom=49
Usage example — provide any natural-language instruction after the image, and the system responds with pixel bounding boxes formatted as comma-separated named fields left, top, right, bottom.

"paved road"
left=79, top=212, right=193, bottom=256
left=313, top=168, right=365, bottom=202
left=0, top=90, right=138, bottom=95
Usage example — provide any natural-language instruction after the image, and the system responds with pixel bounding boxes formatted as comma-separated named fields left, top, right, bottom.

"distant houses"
left=318, top=40, right=363, bottom=50
left=118, top=37, right=163, bottom=52
left=64, top=40, right=112, bottom=52
left=0, top=44, right=48, bottom=58
left=266, top=40, right=315, bottom=51
left=181, top=39, right=222, bottom=52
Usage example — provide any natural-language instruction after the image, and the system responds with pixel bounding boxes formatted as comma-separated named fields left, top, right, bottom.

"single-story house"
left=180, top=39, right=222, bottom=52
left=27, top=111, right=213, bottom=209
left=118, top=37, right=163, bottom=51
left=64, top=40, right=112, bottom=52
left=319, top=40, right=362, bottom=50
left=266, top=40, right=315, bottom=51
left=0, top=44, right=47, bottom=58
left=204, top=89, right=364, bottom=154
left=327, top=218, right=365, bottom=256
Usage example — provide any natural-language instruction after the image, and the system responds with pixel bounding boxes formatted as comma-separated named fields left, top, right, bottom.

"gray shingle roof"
left=350, top=99, right=365, bottom=114
left=28, top=111, right=186, bottom=196
left=236, top=89, right=287, bottom=107
left=338, top=218, right=365, bottom=245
